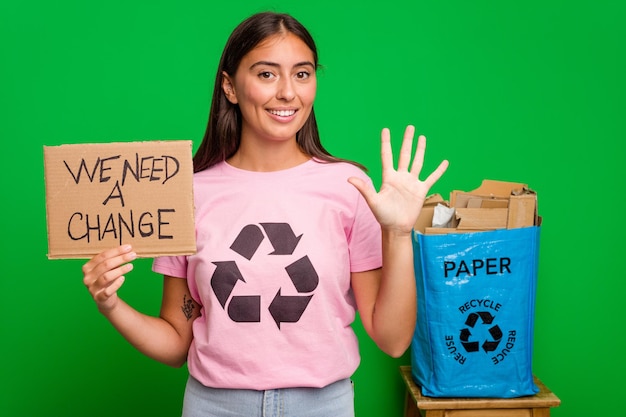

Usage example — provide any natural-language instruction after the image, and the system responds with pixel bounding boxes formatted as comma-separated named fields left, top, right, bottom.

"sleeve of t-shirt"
left=348, top=175, right=382, bottom=273
left=152, top=254, right=188, bottom=278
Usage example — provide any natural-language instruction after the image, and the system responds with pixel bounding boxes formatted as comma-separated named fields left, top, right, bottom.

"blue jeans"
left=181, top=375, right=355, bottom=417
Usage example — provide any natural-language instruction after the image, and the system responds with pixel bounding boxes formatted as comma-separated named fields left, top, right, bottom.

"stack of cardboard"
left=415, top=180, right=539, bottom=235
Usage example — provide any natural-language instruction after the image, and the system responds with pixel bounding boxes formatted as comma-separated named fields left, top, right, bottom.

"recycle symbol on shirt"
left=210, top=223, right=318, bottom=329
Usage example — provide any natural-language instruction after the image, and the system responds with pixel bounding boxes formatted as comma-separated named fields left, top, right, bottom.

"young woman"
left=82, top=11, right=448, bottom=417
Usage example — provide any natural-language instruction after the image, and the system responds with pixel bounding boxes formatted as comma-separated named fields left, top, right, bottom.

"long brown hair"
left=193, top=12, right=365, bottom=172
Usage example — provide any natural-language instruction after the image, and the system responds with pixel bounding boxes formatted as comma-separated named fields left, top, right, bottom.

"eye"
left=295, top=71, right=311, bottom=80
left=258, top=71, right=275, bottom=80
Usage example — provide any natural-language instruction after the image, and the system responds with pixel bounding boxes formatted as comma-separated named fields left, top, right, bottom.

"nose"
left=276, top=77, right=295, bottom=101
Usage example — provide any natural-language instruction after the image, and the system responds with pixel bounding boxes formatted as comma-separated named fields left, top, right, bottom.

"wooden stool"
left=400, top=366, right=560, bottom=417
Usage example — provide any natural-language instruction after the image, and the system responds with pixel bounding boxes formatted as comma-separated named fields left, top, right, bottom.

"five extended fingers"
left=383, top=125, right=448, bottom=184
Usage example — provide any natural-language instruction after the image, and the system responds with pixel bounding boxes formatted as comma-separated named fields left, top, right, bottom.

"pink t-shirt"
left=152, top=159, right=382, bottom=390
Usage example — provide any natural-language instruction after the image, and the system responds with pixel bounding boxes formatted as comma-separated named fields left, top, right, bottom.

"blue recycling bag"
left=411, top=226, right=540, bottom=398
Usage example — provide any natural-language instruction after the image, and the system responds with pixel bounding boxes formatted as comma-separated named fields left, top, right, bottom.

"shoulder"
left=305, top=160, right=375, bottom=202
left=193, top=161, right=224, bottom=177
left=191, top=162, right=229, bottom=187
left=309, top=159, right=370, bottom=180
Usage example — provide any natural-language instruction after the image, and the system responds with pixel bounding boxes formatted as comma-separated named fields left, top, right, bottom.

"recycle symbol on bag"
left=210, top=223, right=318, bottom=329
left=459, top=311, right=503, bottom=353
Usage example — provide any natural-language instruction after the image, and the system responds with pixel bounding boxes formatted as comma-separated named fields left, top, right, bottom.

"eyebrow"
left=249, top=60, right=315, bottom=70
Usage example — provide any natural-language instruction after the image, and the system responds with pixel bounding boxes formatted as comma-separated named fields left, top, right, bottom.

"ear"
left=222, top=72, right=238, bottom=104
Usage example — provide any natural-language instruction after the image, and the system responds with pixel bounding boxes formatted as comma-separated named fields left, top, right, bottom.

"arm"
left=82, top=245, right=200, bottom=367
left=351, top=233, right=416, bottom=358
left=349, top=125, right=448, bottom=357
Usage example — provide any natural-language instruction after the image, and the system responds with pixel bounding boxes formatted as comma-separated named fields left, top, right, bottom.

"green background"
left=1, top=1, right=624, bottom=416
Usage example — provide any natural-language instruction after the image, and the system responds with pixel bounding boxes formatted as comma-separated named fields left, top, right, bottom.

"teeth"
left=270, top=109, right=296, bottom=117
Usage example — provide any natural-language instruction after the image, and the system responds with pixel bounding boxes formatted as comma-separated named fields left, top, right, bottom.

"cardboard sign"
left=44, top=140, right=197, bottom=259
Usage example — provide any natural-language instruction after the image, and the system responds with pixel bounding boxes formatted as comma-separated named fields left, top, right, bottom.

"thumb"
left=347, top=176, right=375, bottom=204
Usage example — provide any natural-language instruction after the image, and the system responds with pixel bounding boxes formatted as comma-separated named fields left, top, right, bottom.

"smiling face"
left=222, top=32, right=317, bottom=147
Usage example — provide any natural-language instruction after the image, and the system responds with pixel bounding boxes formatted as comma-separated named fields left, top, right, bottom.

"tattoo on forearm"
left=181, top=294, right=195, bottom=321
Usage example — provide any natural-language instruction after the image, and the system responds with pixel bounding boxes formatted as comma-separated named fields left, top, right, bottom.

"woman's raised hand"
left=349, top=125, right=448, bottom=234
